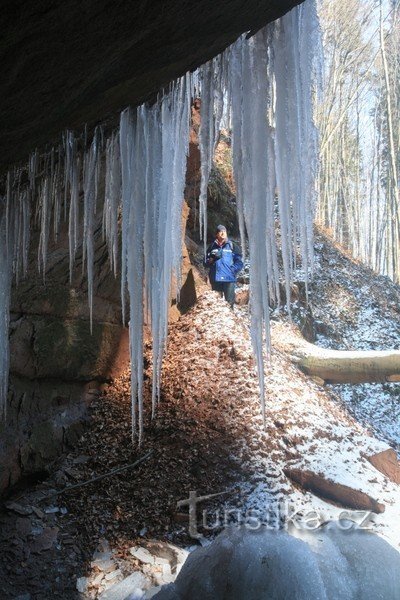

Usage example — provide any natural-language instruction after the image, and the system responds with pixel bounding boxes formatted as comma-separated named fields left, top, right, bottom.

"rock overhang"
left=1, top=0, right=303, bottom=172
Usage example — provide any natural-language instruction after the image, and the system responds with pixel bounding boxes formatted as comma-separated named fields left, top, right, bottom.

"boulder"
left=366, top=448, right=400, bottom=485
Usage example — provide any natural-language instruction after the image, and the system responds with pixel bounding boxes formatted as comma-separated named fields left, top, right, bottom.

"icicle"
left=103, top=133, right=121, bottom=276
left=227, top=43, right=247, bottom=265
left=51, top=147, right=63, bottom=242
left=297, top=0, right=321, bottom=291
left=226, top=3, right=320, bottom=422
left=64, top=132, right=81, bottom=282
left=82, top=129, right=100, bottom=333
left=13, top=188, right=31, bottom=283
left=120, top=75, right=191, bottom=439
left=38, top=176, right=51, bottom=279
left=119, top=109, right=133, bottom=326
left=170, top=74, right=192, bottom=296
left=272, top=20, right=295, bottom=313
left=198, top=57, right=226, bottom=253
left=22, top=191, right=31, bottom=277
left=198, top=62, right=214, bottom=251
left=150, top=75, right=191, bottom=416
left=126, top=108, right=146, bottom=443
left=0, top=204, right=11, bottom=418
left=28, top=150, right=38, bottom=205
left=273, top=1, right=320, bottom=300
left=228, top=30, right=277, bottom=424
left=143, top=104, right=163, bottom=418
left=0, top=192, right=14, bottom=418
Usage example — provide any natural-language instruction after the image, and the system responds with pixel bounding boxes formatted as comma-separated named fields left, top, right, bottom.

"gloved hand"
left=210, top=248, right=222, bottom=260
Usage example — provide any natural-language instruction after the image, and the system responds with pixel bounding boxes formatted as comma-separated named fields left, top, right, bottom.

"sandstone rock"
left=30, top=526, right=59, bottom=553
left=98, top=571, right=150, bottom=600
left=366, top=448, right=400, bottom=485
left=91, top=558, right=117, bottom=574
left=1, top=1, right=301, bottom=172
left=130, top=546, right=155, bottom=565
left=235, top=288, right=249, bottom=306
left=284, top=468, right=385, bottom=514
left=4, top=502, right=33, bottom=516
left=76, top=576, right=89, bottom=593
left=141, top=541, right=188, bottom=574
left=104, top=569, right=122, bottom=581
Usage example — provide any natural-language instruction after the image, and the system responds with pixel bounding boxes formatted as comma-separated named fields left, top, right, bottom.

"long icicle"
left=0, top=195, right=12, bottom=418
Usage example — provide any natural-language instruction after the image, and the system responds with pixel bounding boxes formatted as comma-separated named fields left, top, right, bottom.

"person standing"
left=204, top=224, right=243, bottom=309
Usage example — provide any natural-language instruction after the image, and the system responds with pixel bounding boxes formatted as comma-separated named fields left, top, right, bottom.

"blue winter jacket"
left=205, top=239, right=244, bottom=283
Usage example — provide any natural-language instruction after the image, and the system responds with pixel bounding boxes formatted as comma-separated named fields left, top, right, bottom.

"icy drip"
left=83, top=129, right=101, bottom=333
left=273, top=1, right=319, bottom=298
left=143, top=106, right=163, bottom=419
left=198, top=57, right=226, bottom=253
left=103, top=133, right=121, bottom=277
left=0, top=173, right=30, bottom=416
left=120, top=108, right=141, bottom=440
left=64, top=132, right=81, bottom=282
left=49, top=148, right=62, bottom=244
left=38, top=177, right=51, bottom=278
left=120, top=76, right=191, bottom=438
left=0, top=200, right=11, bottom=417
left=272, top=0, right=320, bottom=299
left=228, top=30, right=279, bottom=423
left=227, top=44, right=247, bottom=265
left=223, top=3, right=319, bottom=421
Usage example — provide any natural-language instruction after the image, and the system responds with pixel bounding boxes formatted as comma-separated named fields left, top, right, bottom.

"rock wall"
left=1, top=222, right=125, bottom=493
left=1, top=113, right=206, bottom=496
left=185, top=100, right=239, bottom=245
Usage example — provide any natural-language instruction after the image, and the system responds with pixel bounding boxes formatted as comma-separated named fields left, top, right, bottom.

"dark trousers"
left=211, top=281, right=236, bottom=308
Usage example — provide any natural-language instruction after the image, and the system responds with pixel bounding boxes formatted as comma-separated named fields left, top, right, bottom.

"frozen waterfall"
left=0, top=0, right=320, bottom=436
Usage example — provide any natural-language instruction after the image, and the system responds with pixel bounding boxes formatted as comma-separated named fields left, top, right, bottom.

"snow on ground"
left=160, top=287, right=400, bottom=550
left=335, top=384, right=400, bottom=448
left=2, top=232, right=400, bottom=599
left=302, top=232, right=400, bottom=449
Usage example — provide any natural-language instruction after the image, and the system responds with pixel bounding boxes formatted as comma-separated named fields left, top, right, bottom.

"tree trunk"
left=296, top=347, right=400, bottom=384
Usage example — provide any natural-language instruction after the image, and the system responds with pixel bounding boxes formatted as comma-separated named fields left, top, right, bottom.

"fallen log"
left=295, top=348, right=400, bottom=384
left=272, top=324, right=400, bottom=384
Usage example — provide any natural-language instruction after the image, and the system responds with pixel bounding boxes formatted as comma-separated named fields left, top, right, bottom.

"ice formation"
left=226, top=1, right=319, bottom=420
left=153, top=524, right=400, bottom=599
left=0, top=198, right=12, bottom=418
left=198, top=57, right=227, bottom=253
left=64, top=131, right=80, bottom=282
left=0, top=1, right=320, bottom=435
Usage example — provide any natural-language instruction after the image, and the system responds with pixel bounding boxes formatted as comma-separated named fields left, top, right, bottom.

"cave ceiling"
left=1, top=0, right=303, bottom=172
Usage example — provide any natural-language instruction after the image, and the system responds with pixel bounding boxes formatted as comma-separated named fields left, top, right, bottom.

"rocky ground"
left=1, top=231, right=400, bottom=599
